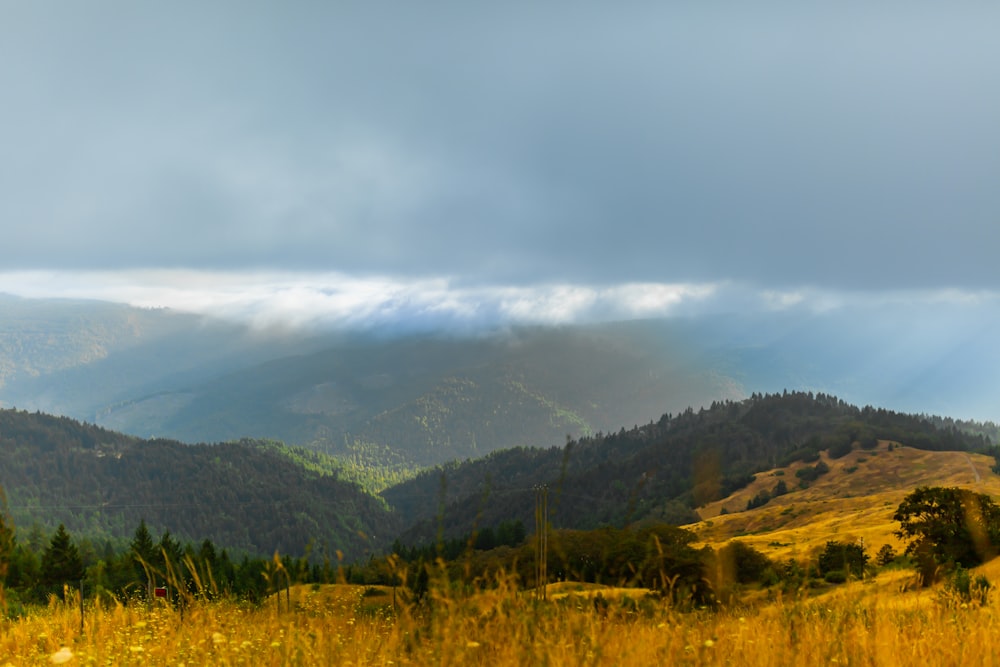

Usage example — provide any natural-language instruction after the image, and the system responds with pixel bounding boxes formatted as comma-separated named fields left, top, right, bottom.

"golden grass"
left=5, top=443, right=1000, bottom=664
left=690, top=442, right=1000, bottom=562
left=4, top=576, right=1000, bottom=666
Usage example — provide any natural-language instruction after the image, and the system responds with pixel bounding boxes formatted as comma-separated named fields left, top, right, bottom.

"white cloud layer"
left=2, top=270, right=997, bottom=334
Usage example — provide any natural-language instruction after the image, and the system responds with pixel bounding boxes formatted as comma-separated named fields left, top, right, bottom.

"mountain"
left=3, top=294, right=1000, bottom=474
left=0, top=394, right=995, bottom=563
left=121, top=322, right=740, bottom=466
left=0, top=297, right=742, bottom=467
left=0, top=293, right=333, bottom=421
left=0, top=408, right=397, bottom=559
left=383, top=392, right=995, bottom=546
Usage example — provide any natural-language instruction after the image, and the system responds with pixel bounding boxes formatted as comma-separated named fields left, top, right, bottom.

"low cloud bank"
left=2, top=270, right=998, bottom=335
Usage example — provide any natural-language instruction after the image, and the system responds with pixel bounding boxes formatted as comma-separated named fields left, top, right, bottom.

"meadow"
left=4, top=440, right=998, bottom=665
left=3, top=569, right=1000, bottom=666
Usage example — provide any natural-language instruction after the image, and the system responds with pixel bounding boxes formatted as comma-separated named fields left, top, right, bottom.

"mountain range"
left=0, top=391, right=994, bottom=562
left=3, top=294, right=999, bottom=473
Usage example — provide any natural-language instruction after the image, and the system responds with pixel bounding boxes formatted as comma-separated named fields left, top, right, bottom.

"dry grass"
left=4, top=574, right=1000, bottom=666
left=5, top=443, right=1000, bottom=664
left=691, top=442, right=1000, bottom=562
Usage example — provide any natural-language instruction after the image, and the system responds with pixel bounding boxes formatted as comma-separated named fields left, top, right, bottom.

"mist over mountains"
left=2, top=294, right=998, bottom=470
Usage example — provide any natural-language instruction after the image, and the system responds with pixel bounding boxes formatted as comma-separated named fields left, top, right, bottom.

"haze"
left=1, top=3, right=998, bottom=418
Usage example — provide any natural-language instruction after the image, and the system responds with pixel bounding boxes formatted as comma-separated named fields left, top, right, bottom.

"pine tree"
left=40, top=524, right=84, bottom=597
left=129, top=519, right=157, bottom=586
left=0, top=500, right=13, bottom=588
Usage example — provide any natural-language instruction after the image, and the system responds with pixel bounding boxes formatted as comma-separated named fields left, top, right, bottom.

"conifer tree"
left=130, top=519, right=158, bottom=586
left=40, top=524, right=84, bottom=597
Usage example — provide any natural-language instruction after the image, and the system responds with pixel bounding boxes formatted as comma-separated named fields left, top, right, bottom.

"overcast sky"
left=1, top=2, right=998, bottom=324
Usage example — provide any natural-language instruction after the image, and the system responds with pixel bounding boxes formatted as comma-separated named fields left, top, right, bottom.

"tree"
left=130, top=519, right=158, bottom=588
left=875, top=544, right=898, bottom=567
left=0, top=498, right=13, bottom=588
left=893, top=486, right=1000, bottom=582
left=40, top=524, right=84, bottom=598
left=817, top=541, right=868, bottom=578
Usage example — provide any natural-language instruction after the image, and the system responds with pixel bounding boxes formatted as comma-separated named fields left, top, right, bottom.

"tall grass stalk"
left=3, top=567, right=1000, bottom=665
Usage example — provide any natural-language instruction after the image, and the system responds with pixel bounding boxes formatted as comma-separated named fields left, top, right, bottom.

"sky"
left=1, top=2, right=999, bottom=327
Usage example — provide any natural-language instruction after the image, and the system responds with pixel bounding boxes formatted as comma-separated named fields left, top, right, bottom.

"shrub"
left=875, top=544, right=897, bottom=567
left=817, top=541, right=869, bottom=578
left=747, top=489, right=772, bottom=511
left=796, top=461, right=830, bottom=483
left=944, top=566, right=990, bottom=605
left=823, top=570, right=847, bottom=584
left=828, top=440, right=854, bottom=459
left=716, top=541, right=774, bottom=584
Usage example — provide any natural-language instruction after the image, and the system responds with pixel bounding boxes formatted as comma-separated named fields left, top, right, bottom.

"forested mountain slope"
left=101, top=323, right=738, bottom=467
left=2, top=300, right=737, bottom=467
left=384, top=392, right=994, bottom=546
left=0, top=409, right=397, bottom=559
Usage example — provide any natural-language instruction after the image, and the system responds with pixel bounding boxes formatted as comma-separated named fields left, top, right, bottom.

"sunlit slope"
left=691, top=441, right=1000, bottom=561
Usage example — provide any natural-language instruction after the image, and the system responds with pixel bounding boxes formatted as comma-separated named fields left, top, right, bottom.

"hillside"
left=0, top=298, right=740, bottom=467
left=384, top=392, right=994, bottom=546
left=0, top=294, right=331, bottom=421
left=691, top=440, right=1000, bottom=562
left=0, top=409, right=397, bottom=559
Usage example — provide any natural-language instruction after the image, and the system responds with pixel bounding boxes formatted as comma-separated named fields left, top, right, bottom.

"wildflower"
left=704, top=639, right=715, bottom=648
left=466, top=641, right=481, bottom=649
left=129, top=646, right=145, bottom=654
left=212, top=632, right=226, bottom=644
left=270, top=642, right=282, bottom=649
left=49, top=647, right=73, bottom=664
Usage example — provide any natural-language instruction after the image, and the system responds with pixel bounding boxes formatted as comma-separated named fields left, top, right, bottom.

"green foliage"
left=894, top=486, right=1000, bottom=576
left=716, top=541, right=774, bottom=584
left=388, top=392, right=994, bottom=546
left=746, top=489, right=772, bottom=511
left=875, top=544, right=898, bottom=567
left=823, top=570, right=847, bottom=584
left=943, top=566, right=990, bottom=605
left=40, top=524, right=84, bottom=597
left=795, top=460, right=830, bottom=483
left=817, top=541, right=868, bottom=579
left=827, top=439, right=854, bottom=459
left=0, top=497, right=12, bottom=588
left=0, top=409, right=398, bottom=560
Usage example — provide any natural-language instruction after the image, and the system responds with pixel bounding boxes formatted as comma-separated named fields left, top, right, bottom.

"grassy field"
left=5, top=442, right=1000, bottom=665
left=692, top=441, right=1000, bottom=561
left=3, top=573, right=1000, bottom=666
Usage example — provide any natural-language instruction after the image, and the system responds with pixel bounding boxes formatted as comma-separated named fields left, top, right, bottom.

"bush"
left=823, top=570, right=847, bottom=584
left=746, top=489, right=772, bottom=511
left=796, top=461, right=830, bottom=483
left=876, top=544, right=898, bottom=567
left=828, top=440, right=854, bottom=459
left=944, top=566, right=990, bottom=605
left=817, top=541, right=869, bottom=578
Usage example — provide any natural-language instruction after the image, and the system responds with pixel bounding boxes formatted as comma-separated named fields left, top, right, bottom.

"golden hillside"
left=689, top=441, right=1000, bottom=562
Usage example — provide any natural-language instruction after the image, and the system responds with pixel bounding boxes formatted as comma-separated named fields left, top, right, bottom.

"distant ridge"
left=383, top=392, right=996, bottom=547
left=0, top=408, right=398, bottom=559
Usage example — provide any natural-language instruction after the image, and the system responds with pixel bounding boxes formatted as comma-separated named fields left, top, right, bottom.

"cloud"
left=1, top=4, right=999, bottom=291
left=3, top=270, right=997, bottom=336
